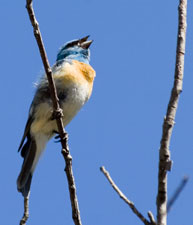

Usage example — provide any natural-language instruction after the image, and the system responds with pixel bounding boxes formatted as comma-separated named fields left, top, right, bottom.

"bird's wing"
left=18, top=115, right=33, bottom=152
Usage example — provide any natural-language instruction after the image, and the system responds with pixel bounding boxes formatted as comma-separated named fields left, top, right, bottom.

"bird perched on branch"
left=17, top=36, right=95, bottom=197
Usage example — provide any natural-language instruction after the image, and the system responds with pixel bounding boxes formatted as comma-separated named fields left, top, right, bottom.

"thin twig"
left=100, top=166, right=156, bottom=225
left=25, top=1, right=82, bottom=225
left=148, top=211, right=156, bottom=225
left=167, top=176, right=189, bottom=212
left=19, top=196, right=29, bottom=225
left=156, top=1, right=187, bottom=225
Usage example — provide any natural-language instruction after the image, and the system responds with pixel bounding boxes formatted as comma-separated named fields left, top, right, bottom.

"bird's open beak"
left=79, top=36, right=93, bottom=49
left=81, top=40, right=93, bottom=49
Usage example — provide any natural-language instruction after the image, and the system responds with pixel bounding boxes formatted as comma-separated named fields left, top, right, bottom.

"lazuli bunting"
left=17, top=36, right=95, bottom=197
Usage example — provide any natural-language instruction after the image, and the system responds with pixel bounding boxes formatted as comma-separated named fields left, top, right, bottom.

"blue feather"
left=56, top=44, right=90, bottom=64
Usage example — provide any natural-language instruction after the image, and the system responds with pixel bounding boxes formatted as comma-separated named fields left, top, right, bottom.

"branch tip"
left=147, top=211, right=156, bottom=225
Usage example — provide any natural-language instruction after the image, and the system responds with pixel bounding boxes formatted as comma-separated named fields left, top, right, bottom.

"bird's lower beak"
left=81, top=40, right=93, bottom=49
left=79, top=36, right=93, bottom=49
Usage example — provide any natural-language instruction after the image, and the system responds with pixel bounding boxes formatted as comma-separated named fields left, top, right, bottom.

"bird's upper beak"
left=79, top=36, right=93, bottom=49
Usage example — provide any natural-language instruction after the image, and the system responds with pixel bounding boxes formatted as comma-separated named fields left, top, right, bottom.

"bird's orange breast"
left=53, top=60, right=96, bottom=97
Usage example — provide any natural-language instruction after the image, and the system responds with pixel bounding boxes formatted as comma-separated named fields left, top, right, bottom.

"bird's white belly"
left=31, top=83, right=89, bottom=136
left=61, top=83, right=89, bottom=125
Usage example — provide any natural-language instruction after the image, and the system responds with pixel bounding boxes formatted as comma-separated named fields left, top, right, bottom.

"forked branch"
left=100, top=167, right=156, bottom=225
left=100, top=1, right=188, bottom=225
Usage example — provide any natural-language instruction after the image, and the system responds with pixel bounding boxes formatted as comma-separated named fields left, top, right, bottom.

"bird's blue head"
left=56, top=36, right=93, bottom=64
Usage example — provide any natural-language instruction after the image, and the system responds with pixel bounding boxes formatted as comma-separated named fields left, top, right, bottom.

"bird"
left=17, top=36, right=96, bottom=197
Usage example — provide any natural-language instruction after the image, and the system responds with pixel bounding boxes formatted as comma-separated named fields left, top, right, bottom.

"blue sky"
left=1, top=0, right=193, bottom=225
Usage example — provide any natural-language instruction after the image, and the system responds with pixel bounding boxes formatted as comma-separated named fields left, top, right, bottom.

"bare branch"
left=156, top=1, right=187, bottom=225
left=19, top=196, right=29, bottom=225
left=167, top=176, right=189, bottom=212
left=100, top=166, right=155, bottom=225
left=148, top=211, right=156, bottom=225
left=25, top=1, right=82, bottom=225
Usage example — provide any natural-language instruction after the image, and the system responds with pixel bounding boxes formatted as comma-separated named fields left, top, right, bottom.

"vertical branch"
left=156, top=1, right=187, bottom=225
left=25, top=1, right=82, bottom=225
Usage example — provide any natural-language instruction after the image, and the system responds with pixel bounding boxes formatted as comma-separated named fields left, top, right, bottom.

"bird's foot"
left=54, top=131, right=68, bottom=143
left=51, top=108, right=63, bottom=120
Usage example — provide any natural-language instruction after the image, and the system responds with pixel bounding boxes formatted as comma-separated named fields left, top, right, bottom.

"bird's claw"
left=54, top=132, right=68, bottom=143
left=51, top=108, right=63, bottom=120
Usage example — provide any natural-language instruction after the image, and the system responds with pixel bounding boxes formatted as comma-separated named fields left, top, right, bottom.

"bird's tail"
left=17, top=134, right=47, bottom=197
